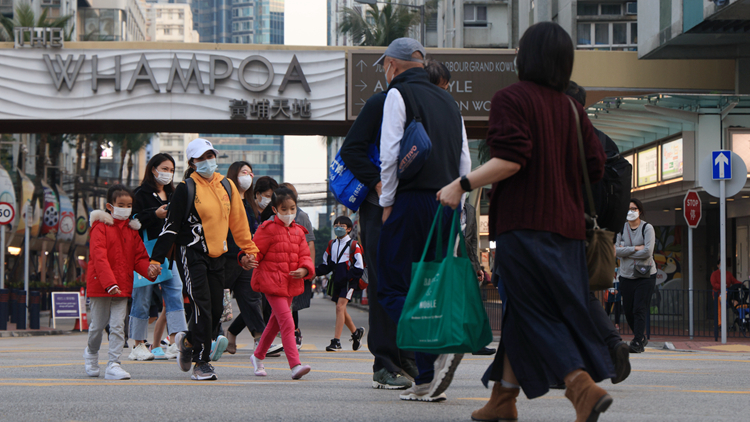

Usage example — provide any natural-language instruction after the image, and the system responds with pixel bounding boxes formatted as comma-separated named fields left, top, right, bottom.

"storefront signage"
left=348, top=49, right=517, bottom=120
left=13, top=27, right=64, bottom=49
left=638, top=147, right=658, bottom=186
left=0, top=49, right=346, bottom=121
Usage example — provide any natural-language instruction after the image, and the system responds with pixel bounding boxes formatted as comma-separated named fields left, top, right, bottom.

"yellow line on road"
left=683, top=390, right=750, bottom=394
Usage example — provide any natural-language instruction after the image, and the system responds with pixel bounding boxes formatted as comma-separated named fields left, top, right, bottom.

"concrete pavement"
left=0, top=295, right=748, bottom=421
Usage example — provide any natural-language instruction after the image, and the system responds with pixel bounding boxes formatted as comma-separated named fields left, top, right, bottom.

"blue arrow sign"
left=712, top=150, right=732, bottom=180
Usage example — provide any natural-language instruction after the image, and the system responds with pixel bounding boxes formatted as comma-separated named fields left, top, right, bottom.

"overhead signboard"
left=637, top=147, right=658, bottom=186
left=0, top=48, right=346, bottom=121
left=347, top=49, right=517, bottom=121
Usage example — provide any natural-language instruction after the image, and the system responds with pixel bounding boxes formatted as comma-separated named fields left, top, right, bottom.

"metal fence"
left=481, top=287, right=750, bottom=339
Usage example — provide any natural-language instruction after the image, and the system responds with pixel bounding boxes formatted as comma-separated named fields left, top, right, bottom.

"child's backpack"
left=326, top=238, right=367, bottom=290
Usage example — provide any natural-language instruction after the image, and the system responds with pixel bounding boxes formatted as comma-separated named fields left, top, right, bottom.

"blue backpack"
left=329, top=144, right=380, bottom=212
left=395, top=83, right=432, bottom=180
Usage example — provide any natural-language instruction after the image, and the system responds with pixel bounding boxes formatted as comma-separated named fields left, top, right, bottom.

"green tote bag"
left=396, top=205, right=493, bottom=354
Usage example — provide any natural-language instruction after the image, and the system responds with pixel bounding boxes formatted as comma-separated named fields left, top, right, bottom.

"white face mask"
left=257, top=196, right=271, bottom=210
left=112, top=206, right=132, bottom=221
left=277, top=213, right=295, bottom=226
left=155, top=170, right=173, bottom=186
left=238, top=175, right=253, bottom=191
left=626, top=210, right=639, bottom=222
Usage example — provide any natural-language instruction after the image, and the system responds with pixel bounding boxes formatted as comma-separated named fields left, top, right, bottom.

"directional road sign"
left=712, top=150, right=732, bottom=180
left=683, top=191, right=701, bottom=228
left=347, top=49, right=518, bottom=120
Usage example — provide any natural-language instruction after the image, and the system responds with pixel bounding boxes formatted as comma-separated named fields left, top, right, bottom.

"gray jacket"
left=615, top=221, right=656, bottom=279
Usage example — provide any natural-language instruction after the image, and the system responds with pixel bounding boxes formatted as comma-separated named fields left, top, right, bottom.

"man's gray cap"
left=374, top=38, right=426, bottom=66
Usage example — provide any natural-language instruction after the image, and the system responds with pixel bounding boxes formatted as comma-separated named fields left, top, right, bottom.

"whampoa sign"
left=0, top=47, right=345, bottom=121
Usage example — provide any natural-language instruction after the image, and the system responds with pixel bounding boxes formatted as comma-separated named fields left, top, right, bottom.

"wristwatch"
left=460, top=175, right=472, bottom=192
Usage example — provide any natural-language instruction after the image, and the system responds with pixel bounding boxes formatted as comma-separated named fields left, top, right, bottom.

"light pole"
left=354, top=0, right=425, bottom=46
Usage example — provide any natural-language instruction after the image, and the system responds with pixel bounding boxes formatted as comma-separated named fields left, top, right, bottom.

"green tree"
left=0, top=2, right=75, bottom=42
left=111, top=134, right=153, bottom=186
left=338, top=1, right=422, bottom=46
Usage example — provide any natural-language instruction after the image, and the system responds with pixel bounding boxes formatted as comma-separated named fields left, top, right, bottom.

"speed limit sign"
left=0, top=202, right=15, bottom=225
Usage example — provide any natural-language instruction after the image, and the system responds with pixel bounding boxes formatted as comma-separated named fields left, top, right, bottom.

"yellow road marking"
left=328, top=378, right=359, bottom=381
left=701, top=345, right=750, bottom=352
left=300, top=344, right=318, bottom=350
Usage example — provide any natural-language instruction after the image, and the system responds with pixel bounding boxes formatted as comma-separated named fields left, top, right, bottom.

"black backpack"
left=183, top=177, right=233, bottom=224
left=585, top=128, right=632, bottom=231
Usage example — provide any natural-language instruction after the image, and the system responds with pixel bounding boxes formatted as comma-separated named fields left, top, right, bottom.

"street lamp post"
left=354, top=0, right=425, bottom=45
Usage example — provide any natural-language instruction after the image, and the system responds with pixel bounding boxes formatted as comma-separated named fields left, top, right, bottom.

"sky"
left=284, top=0, right=329, bottom=228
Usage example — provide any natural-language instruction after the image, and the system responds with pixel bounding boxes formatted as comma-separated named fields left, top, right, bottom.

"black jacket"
left=389, top=68, right=464, bottom=194
left=340, top=92, right=387, bottom=190
left=133, top=182, right=171, bottom=242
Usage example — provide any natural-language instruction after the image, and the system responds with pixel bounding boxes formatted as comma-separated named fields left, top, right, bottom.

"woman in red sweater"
left=249, top=187, right=315, bottom=380
left=84, top=185, right=156, bottom=380
left=438, top=22, right=612, bottom=422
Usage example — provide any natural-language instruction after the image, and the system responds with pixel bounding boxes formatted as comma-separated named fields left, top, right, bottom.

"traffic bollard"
left=29, top=291, right=40, bottom=330
left=15, top=290, right=26, bottom=330
left=8, top=289, right=15, bottom=324
left=0, top=289, right=8, bottom=330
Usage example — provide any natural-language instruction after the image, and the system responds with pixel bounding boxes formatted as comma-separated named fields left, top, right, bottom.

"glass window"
left=613, top=23, right=626, bottom=44
left=156, top=10, right=161, bottom=18
left=577, top=23, right=591, bottom=45
left=731, top=131, right=750, bottom=175
left=600, top=4, right=621, bottom=15
left=577, top=4, right=598, bottom=15
left=463, top=4, right=474, bottom=20
left=164, top=28, right=171, bottom=35
left=595, top=23, right=608, bottom=45
left=178, top=12, right=184, bottom=19
left=243, top=35, right=250, bottom=43
left=638, top=147, right=658, bottom=186
left=476, top=6, right=487, bottom=21
left=232, top=8, right=238, bottom=17
left=631, top=23, right=638, bottom=44
left=179, top=28, right=184, bottom=35
left=661, top=138, right=683, bottom=180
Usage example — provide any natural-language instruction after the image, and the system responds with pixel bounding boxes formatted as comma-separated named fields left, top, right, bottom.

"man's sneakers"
left=291, top=364, right=311, bottom=380
left=128, top=343, right=155, bottom=361
left=267, top=344, right=283, bottom=357
left=629, top=339, right=645, bottom=354
left=164, top=342, right=179, bottom=359
left=151, top=346, right=168, bottom=360
left=428, top=353, right=464, bottom=398
left=104, top=363, right=131, bottom=380
left=350, top=327, right=365, bottom=351
left=83, top=348, right=100, bottom=377
left=174, top=331, right=193, bottom=372
left=611, top=341, right=632, bottom=384
left=472, top=346, right=497, bottom=356
left=373, top=368, right=411, bottom=390
left=251, top=354, right=267, bottom=376
left=210, top=335, right=228, bottom=362
left=295, top=329, right=303, bottom=350
left=325, top=338, right=342, bottom=352
left=399, top=383, right=446, bottom=402
left=191, top=362, right=218, bottom=381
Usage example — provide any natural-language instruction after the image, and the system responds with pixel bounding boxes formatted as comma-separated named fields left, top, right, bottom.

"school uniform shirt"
left=315, top=235, right=364, bottom=286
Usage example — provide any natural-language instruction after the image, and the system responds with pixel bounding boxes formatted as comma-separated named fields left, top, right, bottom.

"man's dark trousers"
left=378, top=190, right=452, bottom=385
left=360, top=200, right=414, bottom=375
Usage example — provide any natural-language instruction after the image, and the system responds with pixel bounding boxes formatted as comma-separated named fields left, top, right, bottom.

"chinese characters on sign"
left=229, top=98, right=311, bottom=120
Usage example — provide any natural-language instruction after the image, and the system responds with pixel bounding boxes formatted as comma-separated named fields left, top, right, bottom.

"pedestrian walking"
left=616, top=198, right=656, bottom=354
left=315, top=216, right=366, bottom=352
left=222, top=161, right=267, bottom=356
left=375, top=37, right=472, bottom=402
left=150, top=138, right=259, bottom=381
left=438, top=22, right=613, bottom=422
left=249, top=187, right=314, bottom=380
left=129, top=153, right=188, bottom=362
left=83, top=185, right=158, bottom=380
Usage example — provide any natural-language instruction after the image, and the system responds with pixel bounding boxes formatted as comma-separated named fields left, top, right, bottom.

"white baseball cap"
left=186, top=138, right=219, bottom=160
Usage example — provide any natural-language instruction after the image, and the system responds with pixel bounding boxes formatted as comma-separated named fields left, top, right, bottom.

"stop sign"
left=684, top=190, right=702, bottom=228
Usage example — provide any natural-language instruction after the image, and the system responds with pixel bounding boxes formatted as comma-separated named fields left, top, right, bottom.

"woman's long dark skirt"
left=489, top=230, right=614, bottom=399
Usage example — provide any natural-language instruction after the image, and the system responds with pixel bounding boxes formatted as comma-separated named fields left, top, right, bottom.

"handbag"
left=569, top=97, right=616, bottom=291
left=395, top=83, right=432, bottom=180
left=133, top=231, right=173, bottom=289
left=396, top=205, right=493, bottom=354
left=329, top=143, right=380, bottom=212
left=626, top=223, right=653, bottom=278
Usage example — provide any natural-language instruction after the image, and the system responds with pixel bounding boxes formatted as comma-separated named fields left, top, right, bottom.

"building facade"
left=145, top=2, right=199, bottom=42
left=435, top=0, right=511, bottom=48
left=78, top=0, right=148, bottom=41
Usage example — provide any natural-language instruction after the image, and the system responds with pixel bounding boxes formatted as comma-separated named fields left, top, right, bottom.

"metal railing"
left=481, top=287, right=750, bottom=339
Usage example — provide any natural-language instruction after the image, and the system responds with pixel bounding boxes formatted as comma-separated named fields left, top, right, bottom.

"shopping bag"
left=397, top=205, right=493, bottom=354
left=133, top=231, right=173, bottom=289
left=329, top=143, right=380, bottom=212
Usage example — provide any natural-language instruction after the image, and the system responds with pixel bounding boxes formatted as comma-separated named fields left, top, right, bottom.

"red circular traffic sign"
left=0, top=202, right=14, bottom=225
left=684, top=190, right=701, bottom=228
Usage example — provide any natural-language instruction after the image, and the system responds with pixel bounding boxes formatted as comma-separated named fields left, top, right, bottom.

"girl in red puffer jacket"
left=83, top=185, right=156, bottom=381
left=249, top=187, right=315, bottom=380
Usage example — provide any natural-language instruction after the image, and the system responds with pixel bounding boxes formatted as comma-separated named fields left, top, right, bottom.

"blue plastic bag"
left=329, top=144, right=380, bottom=212
left=133, top=231, right=172, bottom=289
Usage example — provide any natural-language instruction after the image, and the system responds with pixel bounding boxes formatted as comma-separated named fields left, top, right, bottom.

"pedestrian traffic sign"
left=683, top=191, right=701, bottom=228
left=712, top=150, right=732, bottom=180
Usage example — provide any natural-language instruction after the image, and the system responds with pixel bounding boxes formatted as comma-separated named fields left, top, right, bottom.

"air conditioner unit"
left=626, top=2, right=637, bottom=15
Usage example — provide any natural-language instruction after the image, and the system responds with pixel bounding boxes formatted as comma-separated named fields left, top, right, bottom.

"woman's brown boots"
left=470, top=382, right=519, bottom=422
left=564, top=371, right=613, bottom=422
